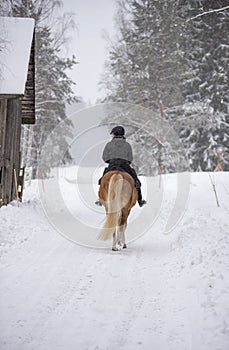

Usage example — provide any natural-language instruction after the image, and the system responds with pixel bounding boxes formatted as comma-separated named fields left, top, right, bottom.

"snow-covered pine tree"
left=102, top=0, right=186, bottom=108
left=178, top=0, right=229, bottom=171
left=100, top=0, right=188, bottom=174
left=33, top=24, right=77, bottom=177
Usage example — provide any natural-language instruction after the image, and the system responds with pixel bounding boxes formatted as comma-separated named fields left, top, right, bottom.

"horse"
left=97, top=170, right=138, bottom=251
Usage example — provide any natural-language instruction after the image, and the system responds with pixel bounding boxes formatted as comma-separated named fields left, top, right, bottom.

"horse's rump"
left=98, top=171, right=137, bottom=241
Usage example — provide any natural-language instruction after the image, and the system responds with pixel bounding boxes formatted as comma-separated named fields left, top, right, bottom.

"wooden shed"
left=0, top=17, right=35, bottom=206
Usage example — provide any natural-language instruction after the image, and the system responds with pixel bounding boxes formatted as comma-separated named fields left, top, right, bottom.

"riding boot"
left=136, top=182, right=146, bottom=207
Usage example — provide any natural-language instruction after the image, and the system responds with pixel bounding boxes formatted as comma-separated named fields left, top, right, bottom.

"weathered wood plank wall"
left=0, top=98, right=7, bottom=206
left=0, top=98, right=21, bottom=205
left=22, top=35, right=35, bottom=125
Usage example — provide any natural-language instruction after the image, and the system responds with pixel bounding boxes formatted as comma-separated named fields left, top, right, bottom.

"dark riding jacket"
left=102, top=136, right=133, bottom=164
left=100, top=136, right=141, bottom=192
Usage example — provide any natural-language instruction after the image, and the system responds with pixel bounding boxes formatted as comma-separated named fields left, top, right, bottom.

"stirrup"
left=138, top=199, right=147, bottom=207
left=95, top=200, right=102, bottom=206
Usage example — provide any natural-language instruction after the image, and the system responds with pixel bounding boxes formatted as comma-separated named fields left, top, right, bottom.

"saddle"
left=99, top=159, right=133, bottom=185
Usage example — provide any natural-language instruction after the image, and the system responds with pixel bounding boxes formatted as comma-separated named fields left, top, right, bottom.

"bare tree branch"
left=187, top=5, right=229, bottom=22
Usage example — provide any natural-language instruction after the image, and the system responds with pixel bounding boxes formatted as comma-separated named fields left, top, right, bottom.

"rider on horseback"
left=95, top=126, right=147, bottom=207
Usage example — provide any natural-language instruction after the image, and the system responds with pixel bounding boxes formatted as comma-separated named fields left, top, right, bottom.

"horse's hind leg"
left=118, top=224, right=127, bottom=248
left=112, top=229, right=118, bottom=251
left=119, top=209, right=129, bottom=249
left=123, top=233, right=127, bottom=249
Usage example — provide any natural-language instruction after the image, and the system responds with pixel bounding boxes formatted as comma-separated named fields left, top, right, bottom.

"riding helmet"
left=110, top=126, right=125, bottom=136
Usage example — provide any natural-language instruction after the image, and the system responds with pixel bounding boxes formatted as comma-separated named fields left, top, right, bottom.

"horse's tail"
left=98, top=173, right=123, bottom=241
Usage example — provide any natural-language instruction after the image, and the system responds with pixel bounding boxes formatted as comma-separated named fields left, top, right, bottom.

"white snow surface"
left=0, top=17, right=35, bottom=95
left=0, top=171, right=229, bottom=350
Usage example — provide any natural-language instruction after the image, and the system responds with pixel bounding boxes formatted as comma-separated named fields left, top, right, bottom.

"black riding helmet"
left=110, top=126, right=125, bottom=136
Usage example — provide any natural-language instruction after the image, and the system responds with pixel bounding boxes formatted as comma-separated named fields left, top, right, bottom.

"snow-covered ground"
left=0, top=171, right=229, bottom=350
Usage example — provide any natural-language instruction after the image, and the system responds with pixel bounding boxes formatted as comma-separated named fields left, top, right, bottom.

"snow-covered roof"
left=0, top=16, right=35, bottom=95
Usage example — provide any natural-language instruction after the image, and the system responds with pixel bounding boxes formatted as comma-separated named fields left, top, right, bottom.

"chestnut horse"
left=97, top=171, right=138, bottom=251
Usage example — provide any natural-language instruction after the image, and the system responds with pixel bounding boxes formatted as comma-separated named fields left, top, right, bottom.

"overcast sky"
left=62, top=0, right=117, bottom=104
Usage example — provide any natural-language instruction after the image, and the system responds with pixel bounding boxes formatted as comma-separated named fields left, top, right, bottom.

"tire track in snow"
left=110, top=239, right=193, bottom=350
left=101, top=243, right=172, bottom=350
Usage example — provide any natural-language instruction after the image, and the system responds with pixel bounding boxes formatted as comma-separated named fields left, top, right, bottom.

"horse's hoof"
left=112, top=247, right=119, bottom=251
left=123, top=244, right=127, bottom=249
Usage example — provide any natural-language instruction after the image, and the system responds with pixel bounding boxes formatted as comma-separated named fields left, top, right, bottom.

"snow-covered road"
left=0, top=172, right=229, bottom=350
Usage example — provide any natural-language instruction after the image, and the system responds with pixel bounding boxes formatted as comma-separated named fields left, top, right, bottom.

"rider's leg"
left=135, top=179, right=147, bottom=207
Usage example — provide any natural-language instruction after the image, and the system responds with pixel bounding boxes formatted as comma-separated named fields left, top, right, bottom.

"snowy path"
left=0, top=172, right=229, bottom=350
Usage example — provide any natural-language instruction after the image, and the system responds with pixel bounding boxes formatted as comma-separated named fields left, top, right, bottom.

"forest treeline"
left=100, top=0, right=229, bottom=174
left=1, top=0, right=228, bottom=176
